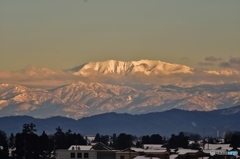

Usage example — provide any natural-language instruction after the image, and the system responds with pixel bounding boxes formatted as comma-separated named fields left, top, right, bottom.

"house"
left=133, top=156, right=160, bottom=159
left=201, top=144, right=235, bottom=159
left=116, top=151, right=139, bottom=159
left=169, top=154, right=178, bottom=159
left=203, top=144, right=231, bottom=150
left=116, top=147, right=144, bottom=159
left=68, top=145, right=92, bottom=151
left=143, top=144, right=164, bottom=150
left=56, top=142, right=115, bottom=159
left=144, top=149, right=169, bottom=159
left=92, top=142, right=115, bottom=159
left=56, top=145, right=96, bottom=159
left=177, top=149, right=201, bottom=159
left=116, top=147, right=170, bottom=159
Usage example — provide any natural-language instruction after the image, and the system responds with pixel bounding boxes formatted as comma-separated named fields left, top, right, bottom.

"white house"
left=56, top=143, right=115, bottom=159
left=56, top=145, right=96, bottom=159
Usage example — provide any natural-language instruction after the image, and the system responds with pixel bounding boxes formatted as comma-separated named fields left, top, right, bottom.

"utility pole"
left=24, top=139, right=26, bottom=159
left=128, top=136, right=131, bottom=159
left=203, top=128, right=205, bottom=150
left=208, top=136, right=209, bottom=150
left=75, top=140, right=78, bottom=150
left=53, top=139, right=57, bottom=159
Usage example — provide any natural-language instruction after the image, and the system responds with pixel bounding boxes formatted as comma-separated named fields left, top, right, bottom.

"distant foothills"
left=0, top=105, right=240, bottom=137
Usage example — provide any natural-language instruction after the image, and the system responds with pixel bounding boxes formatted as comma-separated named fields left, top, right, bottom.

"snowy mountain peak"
left=73, top=59, right=193, bottom=76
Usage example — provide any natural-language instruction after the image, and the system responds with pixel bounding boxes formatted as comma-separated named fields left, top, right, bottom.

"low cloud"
left=197, top=62, right=215, bottom=66
left=1, top=64, right=240, bottom=88
left=205, top=56, right=223, bottom=62
left=229, top=57, right=240, bottom=66
left=217, top=57, right=240, bottom=70
left=0, top=71, right=13, bottom=78
left=219, top=62, right=231, bottom=68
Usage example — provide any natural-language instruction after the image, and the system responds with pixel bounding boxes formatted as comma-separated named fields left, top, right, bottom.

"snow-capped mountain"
left=1, top=59, right=240, bottom=119
left=1, top=59, right=240, bottom=87
left=72, top=60, right=193, bottom=76
left=1, top=82, right=240, bottom=119
left=0, top=83, right=64, bottom=116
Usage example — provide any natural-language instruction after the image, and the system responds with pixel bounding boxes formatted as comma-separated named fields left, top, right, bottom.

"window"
left=120, top=156, right=125, bottom=159
left=77, top=153, right=82, bottom=158
left=70, top=153, right=75, bottom=158
left=84, top=153, right=89, bottom=158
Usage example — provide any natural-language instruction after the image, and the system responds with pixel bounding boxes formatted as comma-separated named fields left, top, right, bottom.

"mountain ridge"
left=1, top=59, right=240, bottom=118
left=1, top=105, right=240, bottom=136
left=1, top=82, right=240, bottom=119
left=72, top=59, right=193, bottom=76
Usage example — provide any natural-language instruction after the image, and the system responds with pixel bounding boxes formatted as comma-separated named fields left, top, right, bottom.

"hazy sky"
left=1, top=0, right=240, bottom=71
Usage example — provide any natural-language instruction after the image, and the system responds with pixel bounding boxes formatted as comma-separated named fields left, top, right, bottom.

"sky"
left=1, top=0, right=240, bottom=71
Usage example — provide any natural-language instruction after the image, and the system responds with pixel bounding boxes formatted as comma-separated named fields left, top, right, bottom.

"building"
left=177, top=149, right=202, bottom=159
left=56, top=142, right=115, bottom=159
left=116, top=147, right=144, bottom=159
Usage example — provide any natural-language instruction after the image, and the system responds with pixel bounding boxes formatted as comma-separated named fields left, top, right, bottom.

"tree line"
left=0, top=123, right=240, bottom=159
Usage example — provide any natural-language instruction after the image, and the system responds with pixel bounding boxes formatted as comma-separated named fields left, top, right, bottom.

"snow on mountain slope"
left=2, top=60, right=240, bottom=88
left=1, top=82, right=240, bottom=119
left=50, top=82, right=138, bottom=117
left=72, top=60, right=193, bottom=76
left=0, top=84, right=63, bottom=117
left=2, top=60, right=240, bottom=118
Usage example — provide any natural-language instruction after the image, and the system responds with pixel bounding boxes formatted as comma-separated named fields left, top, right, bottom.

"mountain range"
left=1, top=59, right=240, bottom=118
left=1, top=82, right=240, bottom=119
left=1, top=60, right=240, bottom=87
left=71, top=60, right=193, bottom=76
left=1, top=105, right=240, bottom=136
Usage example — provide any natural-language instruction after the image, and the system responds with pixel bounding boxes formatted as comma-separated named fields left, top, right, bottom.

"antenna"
left=203, top=128, right=205, bottom=139
left=96, top=127, right=99, bottom=134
